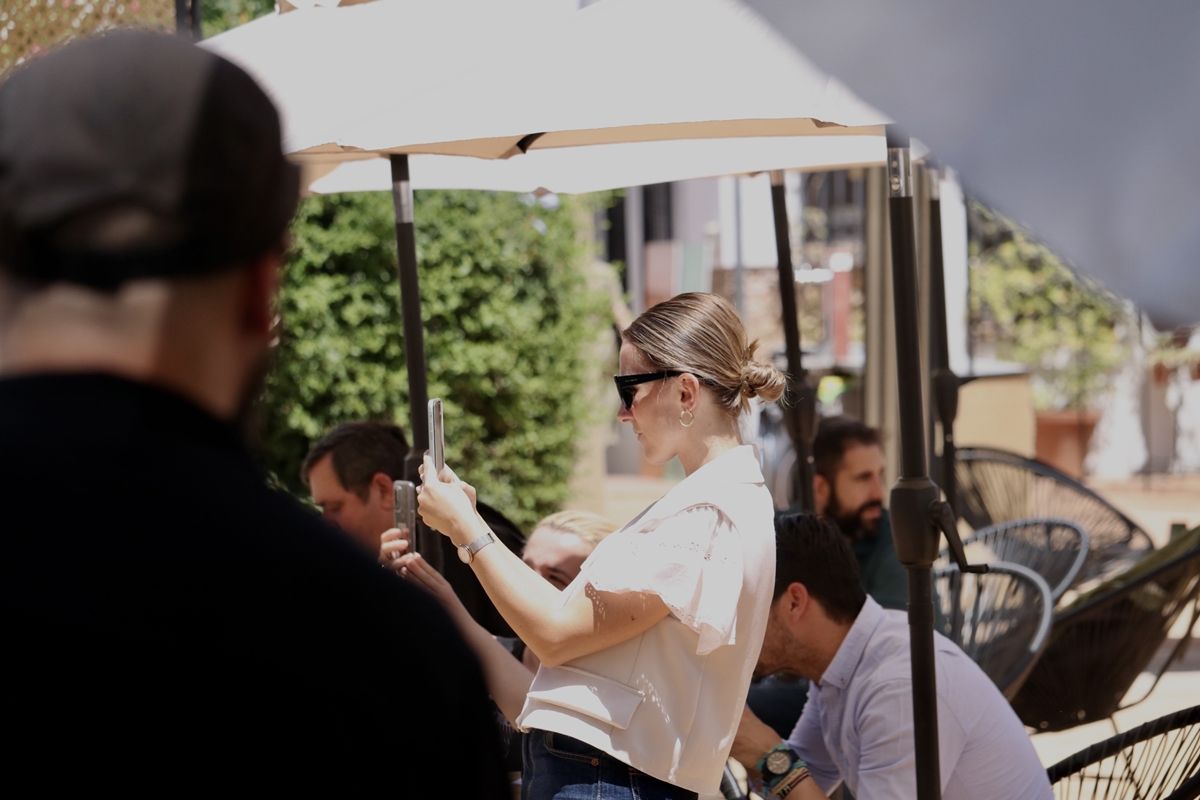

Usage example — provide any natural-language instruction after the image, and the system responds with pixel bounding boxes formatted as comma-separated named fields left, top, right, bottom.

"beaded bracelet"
left=771, top=765, right=812, bottom=798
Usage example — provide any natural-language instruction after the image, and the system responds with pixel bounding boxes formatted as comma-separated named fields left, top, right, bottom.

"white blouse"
left=516, top=445, right=776, bottom=795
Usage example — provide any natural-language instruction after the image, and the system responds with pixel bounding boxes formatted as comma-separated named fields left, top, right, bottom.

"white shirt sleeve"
left=584, top=503, right=742, bottom=655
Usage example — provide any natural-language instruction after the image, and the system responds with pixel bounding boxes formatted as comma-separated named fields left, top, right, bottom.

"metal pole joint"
left=889, top=478, right=941, bottom=567
left=886, top=125, right=913, bottom=199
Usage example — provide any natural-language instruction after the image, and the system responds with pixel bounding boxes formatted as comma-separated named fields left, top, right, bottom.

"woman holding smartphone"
left=414, top=292, right=785, bottom=800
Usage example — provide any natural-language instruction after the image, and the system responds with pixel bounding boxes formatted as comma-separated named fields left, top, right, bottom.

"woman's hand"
left=378, top=526, right=412, bottom=572
left=417, top=453, right=482, bottom=545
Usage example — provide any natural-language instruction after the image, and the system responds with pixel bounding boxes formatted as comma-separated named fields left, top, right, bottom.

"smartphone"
left=393, top=480, right=417, bottom=556
left=428, top=398, right=445, bottom=475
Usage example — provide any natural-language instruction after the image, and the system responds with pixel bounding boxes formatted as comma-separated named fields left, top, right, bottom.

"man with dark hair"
left=0, top=32, right=506, bottom=793
left=732, top=514, right=1050, bottom=800
left=301, top=419, right=525, bottom=636
left=812, top=415, right=906, bottom=610
left=748, top=417, right=906, bottom=739
left=302, top=420, right=411, bottom=553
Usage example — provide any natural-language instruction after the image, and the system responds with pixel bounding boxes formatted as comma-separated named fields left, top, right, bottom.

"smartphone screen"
left=428, top=398, right=445, bottom=474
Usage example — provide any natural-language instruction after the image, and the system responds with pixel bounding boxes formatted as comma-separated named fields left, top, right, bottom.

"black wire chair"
left=1047, top=704, right=1200, bottom=800
left=1013, top=530, right=1200, bottom=732
left=944, top=517, right=1090, bottom=603
left=933, top=561, right=1054, bottom=698
left=955, top=447, right=1154, bottom=587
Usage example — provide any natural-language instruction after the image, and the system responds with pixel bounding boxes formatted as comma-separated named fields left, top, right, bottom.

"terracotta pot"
left=1152, top=361, right=1173, bottom=386
left=1035, top=409, right=1101, bottom=479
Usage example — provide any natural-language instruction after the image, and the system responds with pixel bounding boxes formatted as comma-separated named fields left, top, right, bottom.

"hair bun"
left=741, top=359, right=787, bottom=404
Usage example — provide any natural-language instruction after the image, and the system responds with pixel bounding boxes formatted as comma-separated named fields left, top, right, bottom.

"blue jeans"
left=521, top=729, right=698, bottom=800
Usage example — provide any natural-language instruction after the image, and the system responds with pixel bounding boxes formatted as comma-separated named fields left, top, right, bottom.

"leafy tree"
left=969, top=204, right=1128, bottom=411
left=263, top=190, right=609, bottom=530
left=2, top=0, right=173, bottom=76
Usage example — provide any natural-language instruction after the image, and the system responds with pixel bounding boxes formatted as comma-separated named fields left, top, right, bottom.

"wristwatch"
left=757, top=742, right=806, bottom=794
left=457, top=529, right=496, bottom=564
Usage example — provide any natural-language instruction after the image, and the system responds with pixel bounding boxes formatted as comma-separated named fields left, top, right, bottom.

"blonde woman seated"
left=408, top=292, right=785, bottom=800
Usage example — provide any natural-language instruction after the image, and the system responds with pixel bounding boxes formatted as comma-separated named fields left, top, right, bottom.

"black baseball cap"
left=0, top=29, right=300, bottom=291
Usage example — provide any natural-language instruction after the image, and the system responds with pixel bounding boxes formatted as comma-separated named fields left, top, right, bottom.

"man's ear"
left=371, top=472, right=394, bottom=510
left=239, top=250, right=283, bottom=338
left=785, top=581, right=811, bottom=621
left=813, top=473, right=831, bottom=515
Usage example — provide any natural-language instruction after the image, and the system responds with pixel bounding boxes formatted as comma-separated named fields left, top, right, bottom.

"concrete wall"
left=956, top=374, right=1036, bottom=456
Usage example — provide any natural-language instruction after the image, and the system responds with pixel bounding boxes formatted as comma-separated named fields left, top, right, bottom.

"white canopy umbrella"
left=204, top=0, right=889, bottom=194
left=202, top=0, right=892, bottom=460
left=203, top=0, right=913, bottom=650
left=345, top=0, right=884, bottom=155
left=307, top=133, right=889, bottom=195
left=201, top=0, right=572, bottom=161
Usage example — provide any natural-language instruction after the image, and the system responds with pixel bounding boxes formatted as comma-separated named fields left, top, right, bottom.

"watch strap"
left=460, top=529, right=496, bottom=563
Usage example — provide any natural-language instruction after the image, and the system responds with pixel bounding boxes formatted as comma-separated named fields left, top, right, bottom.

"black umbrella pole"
left=769, top=171, right=816, bottom=512
left=886, top=129, right=942, bottom=800
left=935, top=376, right=958, bottom=518
left=174, top=0, right=201, bottom=38
left=907, top=564, right=940, bottom=798
left=389, top=154, right=442, bottom=571
left=927, top=177, right=960, bottom=516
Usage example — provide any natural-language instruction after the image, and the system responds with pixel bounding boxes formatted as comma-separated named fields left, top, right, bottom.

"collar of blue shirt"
left=819, top=596, right=886, bottom=690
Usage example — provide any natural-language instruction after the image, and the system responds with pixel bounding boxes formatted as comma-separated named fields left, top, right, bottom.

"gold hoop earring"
left=679, top=409, right=695, bottom=428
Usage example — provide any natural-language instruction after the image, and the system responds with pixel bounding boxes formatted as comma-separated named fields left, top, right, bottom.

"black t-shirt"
left=0, top=373, right=508, bottom=793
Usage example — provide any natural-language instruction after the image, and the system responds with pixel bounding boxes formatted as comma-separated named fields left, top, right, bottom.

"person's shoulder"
left=202, top=482, right=446, bottom=626
left=638, top=502, right=735, bottom=546
left=854, top=612, right=917, bottom=683
left=215, top=484, right=358, bottom=564
left=931, top=634, right=1011, bottom=708
left=932, top=631, right=995, bottom=684
left=873, top=609, right=916, bottom=651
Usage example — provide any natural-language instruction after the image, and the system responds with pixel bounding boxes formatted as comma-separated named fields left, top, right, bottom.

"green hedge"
left=261, top=190, right=608, bottom=530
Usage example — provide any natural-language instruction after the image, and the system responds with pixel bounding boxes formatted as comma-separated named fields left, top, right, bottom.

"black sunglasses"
left=613, top=370, right=683, bottom=411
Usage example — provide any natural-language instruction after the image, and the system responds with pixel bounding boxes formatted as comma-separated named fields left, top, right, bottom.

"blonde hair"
left=535, top=509, right=616, bottom=548
left=621, top=292, right=787, bottom=415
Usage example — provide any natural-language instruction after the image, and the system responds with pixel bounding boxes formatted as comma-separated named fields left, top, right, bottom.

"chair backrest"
left=933, top=561, right=1053, bottom=698
left=1047, top=704, right=1200, bottom=800
left=1012, top=533, right=1200, bottom=731
left=957, top=517, right=1090, bottom=602
left=955, top=447, right=1154, bottom=586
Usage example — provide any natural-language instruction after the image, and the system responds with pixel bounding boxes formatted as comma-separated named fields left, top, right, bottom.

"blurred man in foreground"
left=0, top=31, right=506, bottom=793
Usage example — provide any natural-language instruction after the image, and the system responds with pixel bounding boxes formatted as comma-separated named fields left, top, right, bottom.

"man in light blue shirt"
left=733, top=513, right=1051, bottom=800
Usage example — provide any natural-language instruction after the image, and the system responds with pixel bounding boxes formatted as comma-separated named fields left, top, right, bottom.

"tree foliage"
left=263, top=190, right=608, bottom=530
left=969, top=204, right=1128, bottom=411
left=2, top=0, right=173, bottom=77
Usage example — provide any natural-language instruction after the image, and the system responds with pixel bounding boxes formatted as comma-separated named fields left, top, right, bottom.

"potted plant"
left=1149, top=329, right=1200, bottom=385
left=969, top=206, right=1128, bottom=477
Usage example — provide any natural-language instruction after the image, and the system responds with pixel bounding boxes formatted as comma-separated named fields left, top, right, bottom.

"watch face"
left=457, top=546, right=471, bottom=564
left=766, top=749, right=793, bottom=776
